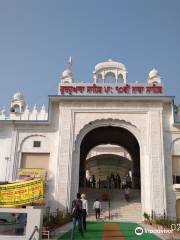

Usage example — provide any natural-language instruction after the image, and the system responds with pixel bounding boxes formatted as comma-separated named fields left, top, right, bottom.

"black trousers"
left=95, top=208, right=100, bottom=219
left=82, top=209, right=87, bottom=230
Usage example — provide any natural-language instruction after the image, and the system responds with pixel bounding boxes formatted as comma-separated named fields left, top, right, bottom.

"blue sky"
left=0, top=0, right=180, bottom=109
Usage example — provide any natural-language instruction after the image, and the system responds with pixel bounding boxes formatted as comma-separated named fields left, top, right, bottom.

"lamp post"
left=108, top=197, right=111, bottom=220
left=108, top=185, right=111, bottom=220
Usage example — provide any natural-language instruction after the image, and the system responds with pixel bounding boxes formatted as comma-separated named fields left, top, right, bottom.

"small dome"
left=13, top=92, right=24, bottom=101
left=93, top=59, right=127, bottom=83
left=62, top=68, right=72, bottom=78
left=94, top=59, right=126, bottom=72
left=10, top=91, right=26, bottom=113
left=149, top=68, right=159, bottom=79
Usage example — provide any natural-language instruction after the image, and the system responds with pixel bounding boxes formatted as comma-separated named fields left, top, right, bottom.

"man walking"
left=71, top=193, right=84, bottom=239
left=93, top=198, right=101, bottom=220
left=81, top=193, right=88, bottom=231
left=124, top=187, right=130, bottom=202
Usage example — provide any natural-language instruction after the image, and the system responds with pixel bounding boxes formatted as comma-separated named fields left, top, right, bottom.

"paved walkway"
left=53, top=222, right=72, bottom=239
left=103, top=223, right=124, bottom=240
left=57, top=221, right=160, bottom=240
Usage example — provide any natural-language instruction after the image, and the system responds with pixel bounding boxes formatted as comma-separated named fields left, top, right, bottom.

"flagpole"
left=68, top=56, right=72, bottom=70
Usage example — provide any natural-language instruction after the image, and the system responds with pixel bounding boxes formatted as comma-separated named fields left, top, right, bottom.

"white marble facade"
left=0, top=59, right=180, bottom=219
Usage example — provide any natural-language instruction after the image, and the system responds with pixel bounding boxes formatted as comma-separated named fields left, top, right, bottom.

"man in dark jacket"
left=71, top=193, right=84, bottom=239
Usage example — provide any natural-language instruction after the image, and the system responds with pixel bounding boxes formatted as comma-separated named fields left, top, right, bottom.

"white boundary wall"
left=0, top=206, right=43, bottom=240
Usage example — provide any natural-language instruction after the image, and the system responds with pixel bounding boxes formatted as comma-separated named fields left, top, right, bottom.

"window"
left=33, top=141, right=41, bottom=148
left=21, top=153, right=49, bottom=170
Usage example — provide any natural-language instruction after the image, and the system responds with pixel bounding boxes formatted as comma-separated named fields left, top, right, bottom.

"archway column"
left=148, top=109, right=167, bottom=216
left=55, top=105, right=74, bottom=210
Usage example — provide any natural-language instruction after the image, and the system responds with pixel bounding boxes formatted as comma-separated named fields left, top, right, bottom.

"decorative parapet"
left=0, top=105, right=48, bottom=121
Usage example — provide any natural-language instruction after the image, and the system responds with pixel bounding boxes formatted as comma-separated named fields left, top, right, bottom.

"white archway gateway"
left=65, top=117, right=165, bottom=219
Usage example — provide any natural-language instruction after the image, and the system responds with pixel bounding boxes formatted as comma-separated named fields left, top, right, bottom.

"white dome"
left=11, top=91, right=26, bottom=113
left=94, top=59, right=126, bottom=72
left=62, top=68, right=72, bottom=78
left=149, top=68, right=159, bottom=79
left=13, top=92, right=24, bottom=101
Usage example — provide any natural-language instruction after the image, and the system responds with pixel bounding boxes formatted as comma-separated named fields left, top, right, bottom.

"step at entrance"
left=80, top=188, right=142, bottom=222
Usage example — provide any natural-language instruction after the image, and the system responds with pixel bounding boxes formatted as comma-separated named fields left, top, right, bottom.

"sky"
left=0, top=0, right=180, bottom=110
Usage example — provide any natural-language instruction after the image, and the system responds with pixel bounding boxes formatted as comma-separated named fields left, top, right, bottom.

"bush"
left=143, top=212, right=150, bottom=220
left=145, top=213, right=179, bottom=229
left=43, top=212, right=71, bottom=228
left=154, top=217, right=175, bottom=228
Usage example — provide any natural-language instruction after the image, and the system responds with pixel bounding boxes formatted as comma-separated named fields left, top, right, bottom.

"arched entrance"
left=79, top=126, right=140, bottom=189
left=69, top=119, right=144, bottom=220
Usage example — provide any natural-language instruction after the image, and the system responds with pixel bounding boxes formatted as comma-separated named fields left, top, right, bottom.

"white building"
left=0, top=59, right=180, bottom=220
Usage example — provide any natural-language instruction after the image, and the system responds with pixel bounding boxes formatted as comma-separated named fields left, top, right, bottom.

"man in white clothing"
left=81, top=193, right=88, bottom=230
left=93, top=198, right=101, bottom=220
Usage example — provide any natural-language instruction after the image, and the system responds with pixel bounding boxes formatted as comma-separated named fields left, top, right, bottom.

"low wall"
left=0, top=206, right=43, bottom=240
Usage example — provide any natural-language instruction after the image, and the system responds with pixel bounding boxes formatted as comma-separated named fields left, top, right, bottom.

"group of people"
left=86, top=172, right=132, bottom=189
left=106, top=173, right=122, bottom=189
left=71, top=193, right=101, bottom=239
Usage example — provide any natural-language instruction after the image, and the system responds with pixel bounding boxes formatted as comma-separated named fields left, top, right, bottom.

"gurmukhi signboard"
left=18, top=168, right=47, bottom=180
left=59, top=83, right=163, bottom=96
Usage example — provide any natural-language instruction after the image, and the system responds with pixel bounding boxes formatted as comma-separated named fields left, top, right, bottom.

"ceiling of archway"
left=86, top=154, right=132, bottom=168
left=80, top=126, right=140, bottom=163
left=86, top=154, right=131, bottom=179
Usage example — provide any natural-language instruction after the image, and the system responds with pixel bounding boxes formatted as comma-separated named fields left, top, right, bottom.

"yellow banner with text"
left=0, top=178, right=44, bottom=207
